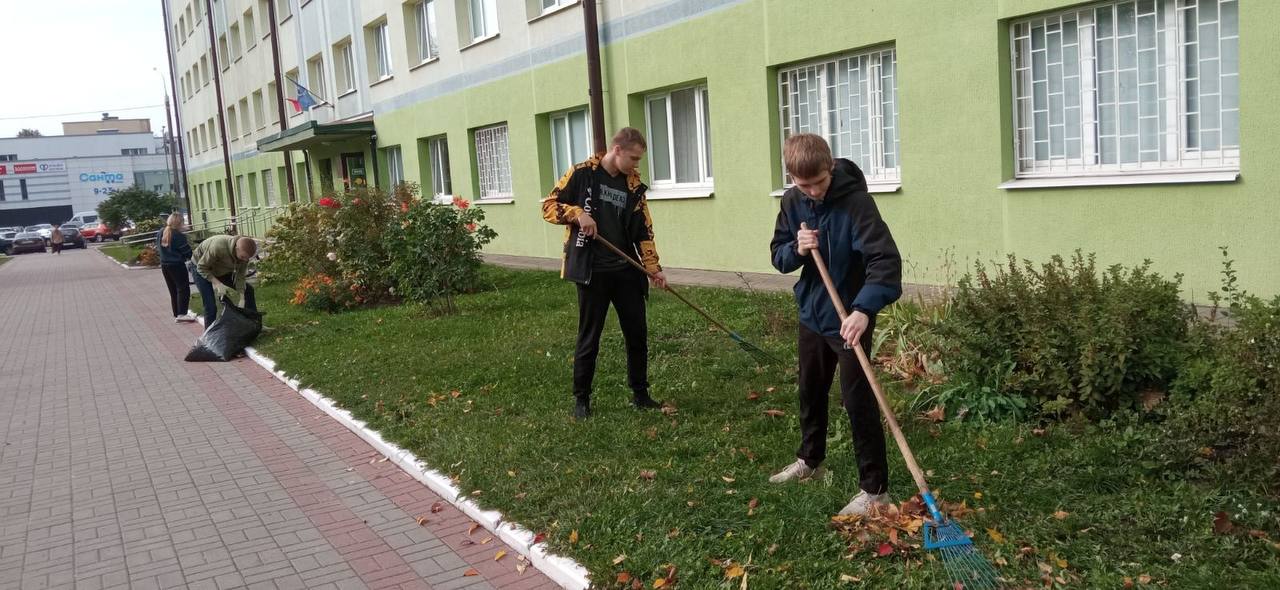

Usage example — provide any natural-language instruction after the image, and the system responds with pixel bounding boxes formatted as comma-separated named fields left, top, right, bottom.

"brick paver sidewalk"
left=0, top=249, right=561, bottom=590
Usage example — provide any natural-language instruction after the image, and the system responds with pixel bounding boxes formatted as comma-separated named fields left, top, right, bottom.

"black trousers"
left=573, top=268, right=648, bottom=399
left=160, top=263, right=191, bottom=317
left=796, top=321, right=889, bottom=494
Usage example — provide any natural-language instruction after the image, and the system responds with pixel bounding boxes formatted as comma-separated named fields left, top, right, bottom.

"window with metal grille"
left=1011, top=0, right=1239, bottom=177
left=262, top=168, right=275, bottom=205
left=416, top=1, right=439, bottom=62
left=777, top=46, right=900, bottom=186
left=474, top=124, right=512, bottom=200
left=646, top=85, right=713, bottom=187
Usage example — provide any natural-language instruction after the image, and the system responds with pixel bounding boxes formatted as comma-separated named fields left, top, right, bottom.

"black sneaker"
left=632, top=393, right=662, bottom=409
left=574, top=398, right=592, bottom=419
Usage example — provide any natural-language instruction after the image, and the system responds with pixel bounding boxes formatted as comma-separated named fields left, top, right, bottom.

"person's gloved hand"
left=213, top=282, right=242, bottom=307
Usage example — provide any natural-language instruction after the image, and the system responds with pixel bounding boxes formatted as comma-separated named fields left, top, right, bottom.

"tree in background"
left=16, top=129, right=42, bottom=138
left=97, top=186, right=177, bottom=230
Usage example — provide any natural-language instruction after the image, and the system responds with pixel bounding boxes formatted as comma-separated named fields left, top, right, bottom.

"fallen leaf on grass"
left=762, top=409, right=786, bottom=417
left=748, top=497, right=759, bottom=516
left=724, top=564, right=745, bottom=578
left=922, top=405, right=945, bottom=423
left=1213, top=511, right=1234, bottom=535
left=1249, top=529, right=1268, bottom=539
left=747, top=392, right=760, bottom=401
left=463, top=568, right=479, bottom=577
left=767, top=544, right=778, bottom=555
left=617, top=572, right=633, bottom=583
left=613, top=554, right=627, bottom=565
left=533, top=532, right=546, bottom=544
left=660, top=405, right=678, bottom=416
left=639, top=470, right=656, bottom=481
left=1138, top=573, right=1152, bottom=584
left=652, top=579, right=667, bottom=588
left=876, top=543, right=894, bottom=557
left=1032, top=427, right=1047, bottom=437
left=986, top=528, right=1005, bottom=544
left=839, top=574, right=861, bottom=583
left=450, top=390, right=462, bottom=398
left=1123, top=576, right=1135, bottom=588
left=721, top=476, right=736, bottom=483
left=569, top=529, right=579, bottom=544
left=1053, top=510, right=1070, bottom=520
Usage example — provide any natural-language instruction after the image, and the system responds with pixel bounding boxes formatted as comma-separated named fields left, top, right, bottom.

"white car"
left=68, top=211, right=99, bottom=225
left=24, top=224, right=54, bottom=242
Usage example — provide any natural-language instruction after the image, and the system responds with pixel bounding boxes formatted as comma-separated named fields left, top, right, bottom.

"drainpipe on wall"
left=583, top=0, right=607, bottom=155
left=265, top=0, right=297, bottom=203
left=202, top=0, right=238, bottom=234
left=159, top=0, right=191, bottom=216
left=369, top=135, right=380, bottom=190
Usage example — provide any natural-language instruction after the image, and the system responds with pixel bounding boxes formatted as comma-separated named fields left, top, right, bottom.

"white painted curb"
left=95, top=245, right=154, bottom=270
left=204, top=321, right=591, bottom=589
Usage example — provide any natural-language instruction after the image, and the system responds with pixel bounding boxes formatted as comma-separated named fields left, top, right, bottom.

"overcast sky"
left=0, top=0, right=174, bottom=138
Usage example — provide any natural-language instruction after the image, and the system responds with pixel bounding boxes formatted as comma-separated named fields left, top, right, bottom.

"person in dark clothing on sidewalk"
left=541, top=127, right=667, bottom=419
left=157, top=213, right=197, bottom=323
left=768, top=133, right=903, bottom=517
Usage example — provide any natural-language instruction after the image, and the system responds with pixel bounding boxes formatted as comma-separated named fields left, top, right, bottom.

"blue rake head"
left=921, top=493, right=1002, bottom=589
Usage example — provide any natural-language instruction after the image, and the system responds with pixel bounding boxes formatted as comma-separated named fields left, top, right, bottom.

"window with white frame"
left=336, top=41, right=356, bottom=92
left=1011, top=0, right=1239, bottom=177
left=230, top=23, right=242, bottom=60
left=550, top=109, right=591, bottom=176
left=427, top=136, right=452, bottom=201
left=244, top=9, right=256, bottom=47
left=778, top=47, right=899, bottom=186
left=227, top=105, right=239, bottom=137
left=645, top=85, right=713, bottom=188
left=374, top=21, right=393, bottom=78
left=384, top=146, right=404, bottom=186
left=474, top=124, right=512, bottom=199
left=416, top=0, right=439, bottom=62
left=276, top=0, right=291, bottom=22
left=469, top=0, right=498, bottom=42
left=306, top=55, right=327, bottom=101
left=541, top=0, right=575, bottom=14
left=262, top=168, right=275, bottom=205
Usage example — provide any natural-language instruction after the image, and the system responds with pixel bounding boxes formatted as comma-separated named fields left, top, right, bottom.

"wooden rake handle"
left=802, top=223, right=932, bottom=496
left=590, top=235, right=740, bottom=339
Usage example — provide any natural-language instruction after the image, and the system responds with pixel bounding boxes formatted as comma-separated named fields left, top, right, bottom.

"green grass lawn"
left=245, top=267, right=1279, bottom=589
left=100, top=243, right=147, bottom=265
left=0, top=256, right=10, bottom=268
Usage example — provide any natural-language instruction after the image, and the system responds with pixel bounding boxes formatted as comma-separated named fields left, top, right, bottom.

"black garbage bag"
left=184, top=297, right=264, bottom=362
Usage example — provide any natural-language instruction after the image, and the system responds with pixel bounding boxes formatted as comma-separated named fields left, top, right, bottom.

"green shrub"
left=939, top=252, right=1192, bottom=419
left=329, top=186, right=404, bottom=298
left=131, top=217, right=165, bottom=235
left=384, top=194, right=496, bottom=312
left=259, top=203, right=337, bottom=283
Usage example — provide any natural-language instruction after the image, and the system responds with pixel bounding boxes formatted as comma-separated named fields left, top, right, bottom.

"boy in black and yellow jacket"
left=541, top=127, right=667, bottom=418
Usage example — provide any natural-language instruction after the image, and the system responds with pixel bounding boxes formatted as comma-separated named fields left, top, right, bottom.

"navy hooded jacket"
left=770, top=158, right=902, bottom=339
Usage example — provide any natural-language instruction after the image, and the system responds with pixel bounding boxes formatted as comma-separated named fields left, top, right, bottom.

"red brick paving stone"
left=0, top=250, right=566, bottom=590
left=102, top=252, right=564, bottom=589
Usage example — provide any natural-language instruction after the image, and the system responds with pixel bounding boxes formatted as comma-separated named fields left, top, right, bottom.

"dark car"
left=9, top=232, right=46, bottom=254
left=0, top=231, right=16, bottom=254
left=57, top=225, right=87, bottom=249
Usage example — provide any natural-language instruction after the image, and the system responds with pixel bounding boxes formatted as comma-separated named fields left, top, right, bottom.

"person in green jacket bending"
left=190, top=234, right=258, bottom=326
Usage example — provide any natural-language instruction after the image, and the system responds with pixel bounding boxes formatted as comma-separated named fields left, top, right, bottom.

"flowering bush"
left=264, top=183, right=492, bottom=313
left=385, top=195, right=496, bottom=312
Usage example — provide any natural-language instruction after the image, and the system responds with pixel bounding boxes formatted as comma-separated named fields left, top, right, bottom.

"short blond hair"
left=612, top=127, right=647, bottom=151
left=783, top=133, right=833, bottom=179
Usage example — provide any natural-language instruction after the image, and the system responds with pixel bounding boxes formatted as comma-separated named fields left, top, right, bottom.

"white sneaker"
left=837, top=490, right=894, bottom=516
left=768, top=459, right=827, bottom=483
left=175, top=312, right=198, bottom=323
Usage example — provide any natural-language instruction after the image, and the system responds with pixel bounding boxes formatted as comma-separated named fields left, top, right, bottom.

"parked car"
left=68, top=211, right=99, bottom=226
left=84, top=221, right=121, bottom=242
left=9, top=232, right=46, bottom=254
left=24, top=224, right=54, bottom=242
left=0, top=231, right=16, bottom=254
left=57, top=225, right=87, bottom=249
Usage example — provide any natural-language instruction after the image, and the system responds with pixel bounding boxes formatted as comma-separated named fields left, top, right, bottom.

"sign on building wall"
left=0, top=160, right=66, bottom=175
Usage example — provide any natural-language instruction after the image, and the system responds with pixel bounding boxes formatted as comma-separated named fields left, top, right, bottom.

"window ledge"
left=647, top=186, right=714, bottom=201
left=431, top=194, right=454, bottom=205
left=528, top=1, right=579, bottom=24
left=769, top=180, right=902, bottom=197
left=337, top=88, right=358, bottom=98
left=460, top=33, right=500, bottom=52
left=475, top=196, right=514, bottom=205
left=279, top=14, right=293, bottom=26
left=369, top=75, right=394, bottom=88
left=409, top=57, right=440, bottom=72
left=247, top=43, right=257, bottom=52
left=998, top=170, right=1239, bottom=189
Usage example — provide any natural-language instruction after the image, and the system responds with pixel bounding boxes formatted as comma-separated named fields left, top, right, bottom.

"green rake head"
left=728, top=331, right=780, bottom=365
left=922, top=492, right=1002, bottom=589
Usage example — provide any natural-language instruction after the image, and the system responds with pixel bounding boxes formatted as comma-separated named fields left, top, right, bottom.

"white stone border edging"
left=94, top=244, right=154, bottom=270
left=231, top=340, right=591, bottom=589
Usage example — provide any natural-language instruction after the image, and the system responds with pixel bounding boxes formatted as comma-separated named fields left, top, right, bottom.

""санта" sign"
left=80, top=171, right=126, bottom=183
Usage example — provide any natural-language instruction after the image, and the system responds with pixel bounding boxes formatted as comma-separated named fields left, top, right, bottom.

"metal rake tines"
left=729, top=332, right=780, bottom=365
left=925, top=520, right=1002, bottom=589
